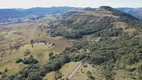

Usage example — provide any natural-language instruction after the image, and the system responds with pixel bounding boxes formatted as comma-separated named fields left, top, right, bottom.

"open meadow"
left=0, top=19, right=71, bottom=76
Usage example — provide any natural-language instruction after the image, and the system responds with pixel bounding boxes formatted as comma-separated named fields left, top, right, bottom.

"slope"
left=2, top=6, right=142, bottom=80
left=49, top=6, right=141, bottom=39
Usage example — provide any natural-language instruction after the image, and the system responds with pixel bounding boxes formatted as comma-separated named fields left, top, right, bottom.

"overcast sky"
left=0, top=0, right=142, bottom=9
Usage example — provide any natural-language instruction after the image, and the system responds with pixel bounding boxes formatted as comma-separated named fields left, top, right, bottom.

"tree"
left=22, top=55, right=38, bottom=64
left=49, top=52, right=54, bottom=57
left=27, top=72, right=42, bottom=80
left=15, top=59, right=23, bottom=63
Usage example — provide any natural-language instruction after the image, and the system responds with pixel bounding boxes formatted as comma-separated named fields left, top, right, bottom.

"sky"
left=0, top=0, right=142, bottom=9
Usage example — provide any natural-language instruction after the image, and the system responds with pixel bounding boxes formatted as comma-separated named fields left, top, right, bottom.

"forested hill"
left=2, top=6, right=142, bottom=80
left=49, top=6, right=142, bottom=39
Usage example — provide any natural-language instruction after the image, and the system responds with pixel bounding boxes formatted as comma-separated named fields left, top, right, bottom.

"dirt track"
left=67, top=62, right=82, bottom=80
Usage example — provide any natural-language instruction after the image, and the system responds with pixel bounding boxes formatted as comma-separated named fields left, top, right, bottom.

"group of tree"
left=15, top=55, right=38, bottom=64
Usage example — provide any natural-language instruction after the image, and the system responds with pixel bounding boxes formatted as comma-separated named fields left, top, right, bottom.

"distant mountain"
left=117, top=8, right=142, bottom=19
left=0, top=6, right=142, bottom=21
left=0, top=7, right=75, bottom=20
left=0, top=9, right=23, bottom=20
left=23, top=7, right=75, bottom=15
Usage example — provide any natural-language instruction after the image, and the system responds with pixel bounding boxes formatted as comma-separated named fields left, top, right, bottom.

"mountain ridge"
left=0, top=7, right=75, bottom=20
left=0, top=6, right=142, bottom=21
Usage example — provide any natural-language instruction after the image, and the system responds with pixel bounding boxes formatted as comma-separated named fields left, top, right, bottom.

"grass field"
left=43, top=62, right=105, bottom=80
left=0, top=21, right=71, bottom=76
left=43, top=62, right=80, bottom=80
left=0, top=40, right=63, bottom=76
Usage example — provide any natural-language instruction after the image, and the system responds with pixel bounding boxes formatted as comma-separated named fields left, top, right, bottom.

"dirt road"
left=67, top=62, right=82, bottom=80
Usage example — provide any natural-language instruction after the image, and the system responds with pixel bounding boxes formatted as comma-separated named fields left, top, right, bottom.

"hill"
left=1, top=6, right=142, bottom=80
left=49, top=6, right=141, bottom=38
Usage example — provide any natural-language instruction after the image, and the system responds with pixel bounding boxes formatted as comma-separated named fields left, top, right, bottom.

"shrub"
left=15, top=59, right=23, bottom=63
left=27, top=72, right=42, bottom=80
left=22, top=55, right=38, bottom=64
left=49, top=52, right=54, bottom=56
left=5, top=68, right=8, bottom=72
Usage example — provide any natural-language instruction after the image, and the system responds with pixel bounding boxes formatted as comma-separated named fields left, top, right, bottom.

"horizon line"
left=0, top=6, right=142, bottom=9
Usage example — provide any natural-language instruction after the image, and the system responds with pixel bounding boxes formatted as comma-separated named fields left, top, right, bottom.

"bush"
left=15, top=59, right=23, bottom=63
left=27, top=72, right=42, bottom=80
left=5, top=68, right=8, bottom=72
left=46, top=60, right=62, bottom=72
left=49, top=52, right=54, bottom=56
left=22, top=55, right=38, bottom=64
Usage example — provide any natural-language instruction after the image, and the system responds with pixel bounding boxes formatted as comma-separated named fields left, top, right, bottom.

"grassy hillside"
left=0, top=17, right=71, bottom=79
